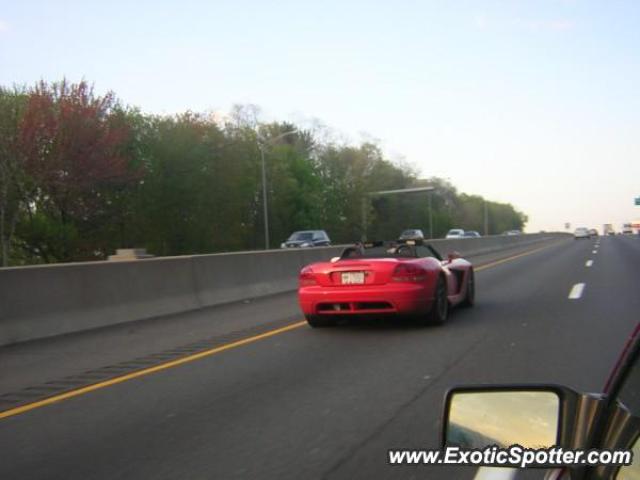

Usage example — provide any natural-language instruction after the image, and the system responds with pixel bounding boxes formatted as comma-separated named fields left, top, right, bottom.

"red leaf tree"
left=19, top=80, right=139, bottom=261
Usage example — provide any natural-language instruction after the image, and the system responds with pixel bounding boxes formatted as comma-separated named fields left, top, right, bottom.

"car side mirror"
left=447, top=251, right=461, bottom=261
left=441, top=385, right=601, bottom=456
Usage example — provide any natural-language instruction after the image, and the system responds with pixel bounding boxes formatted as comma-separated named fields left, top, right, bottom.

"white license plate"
left=341, top=272, right=365, bottom=284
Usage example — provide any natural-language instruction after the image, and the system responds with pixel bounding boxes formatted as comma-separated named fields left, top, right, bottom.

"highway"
left=0, top=235, right=638, bottom=479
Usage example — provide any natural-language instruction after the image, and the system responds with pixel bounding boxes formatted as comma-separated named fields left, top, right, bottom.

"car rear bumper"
left=299, top=284, right=432, bottom=316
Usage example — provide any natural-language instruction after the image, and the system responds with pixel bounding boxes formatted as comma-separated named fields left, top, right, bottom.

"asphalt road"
left=0, top=235, right=638, bottom=480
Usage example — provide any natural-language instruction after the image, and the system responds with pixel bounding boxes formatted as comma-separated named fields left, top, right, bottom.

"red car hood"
left=604, top=321, right=640, bottom=393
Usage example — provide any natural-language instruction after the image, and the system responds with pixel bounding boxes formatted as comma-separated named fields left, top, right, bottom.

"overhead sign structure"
left=362, top=186, right=435, bottom=240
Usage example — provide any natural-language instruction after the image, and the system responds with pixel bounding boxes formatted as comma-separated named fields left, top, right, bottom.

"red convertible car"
left=298, top=240, right=475, bottom=327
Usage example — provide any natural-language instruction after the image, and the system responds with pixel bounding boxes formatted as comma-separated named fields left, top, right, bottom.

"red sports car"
left=298, top=240, right=475, bottom=327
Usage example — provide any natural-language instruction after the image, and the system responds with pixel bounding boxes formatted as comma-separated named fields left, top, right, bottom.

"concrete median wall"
left=424, top=232, right=558, bottom=258
left=0, top=233, right=568, bottom=346
left=192, top=248, right=343, bottom=307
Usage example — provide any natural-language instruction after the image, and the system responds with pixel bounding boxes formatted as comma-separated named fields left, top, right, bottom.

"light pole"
left=258, top=129, right=298, bottom=249
left=483, top=199, right=489, bottom=236
left=428, top=192, right=433, bottom=239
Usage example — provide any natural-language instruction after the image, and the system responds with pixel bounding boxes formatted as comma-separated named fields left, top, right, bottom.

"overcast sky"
left=1, top=0, right=638, bottom=232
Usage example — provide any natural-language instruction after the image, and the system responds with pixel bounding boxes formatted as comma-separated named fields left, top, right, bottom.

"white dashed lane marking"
left=568, top=283, right=586, bottom=299
left=586, top=260, right=593, bottom=267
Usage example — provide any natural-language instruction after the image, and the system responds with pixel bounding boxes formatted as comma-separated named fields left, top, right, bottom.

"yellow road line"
left=0, top=321, right=306, bottom=420
left=0, top=238, right=568, bottom=420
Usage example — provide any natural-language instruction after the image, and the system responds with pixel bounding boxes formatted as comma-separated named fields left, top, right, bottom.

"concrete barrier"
left=192, top=247, right=343, bottom=307
left=0, top=233, right=568, bottom=346
left=425, top=232, right=556, bottom=258
left=0, top=257, right=201, bottom=347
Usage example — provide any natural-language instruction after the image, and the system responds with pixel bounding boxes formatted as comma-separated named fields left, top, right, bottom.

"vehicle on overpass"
left=574, top=227, right=591, bottom=239
left=398, top=229, right=425, bottom=241
left=445, top=228, right=465, bottom=239
left=463, top=230, right=481, bottom=238
left=441, top=321, right=640, bottom=479
left=298, top=239, right=474, bottom=327
left=280, top=230, right=331, bottom=248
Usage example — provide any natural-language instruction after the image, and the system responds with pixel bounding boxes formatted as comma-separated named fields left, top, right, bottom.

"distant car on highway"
left=589, top=228, right=598, bottom=237
left=603, top=223, right=615, bottom=236
left=463, top=231, right=481, bottom=238
left=298, top=239, right=474, bottom=327
left=503, top=230, right=522, bottom=236
left=398, top=229, right=424, bottom=241
left=445, top=229, right=465, bottom=239
left=281, top=230, right=331, bottom=248
left=574, top=227, right=591, bottom=239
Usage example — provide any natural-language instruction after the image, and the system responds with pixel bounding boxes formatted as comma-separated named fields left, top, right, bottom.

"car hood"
left=284, top=240, right=309, bottom=247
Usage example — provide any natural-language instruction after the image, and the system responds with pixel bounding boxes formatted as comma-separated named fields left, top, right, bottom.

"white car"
left=573, top=227, right=590, bottom=239
left=445, top=229, right=465, bottom=239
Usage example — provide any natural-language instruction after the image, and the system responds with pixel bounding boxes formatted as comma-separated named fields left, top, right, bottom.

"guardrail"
left=0, top=233, right=569, bottom=346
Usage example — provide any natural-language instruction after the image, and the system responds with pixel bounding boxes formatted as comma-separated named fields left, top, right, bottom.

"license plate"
left=341, top=272, right=365, bottom=284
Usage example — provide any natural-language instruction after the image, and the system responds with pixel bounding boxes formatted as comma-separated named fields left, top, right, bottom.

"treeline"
left=0, top=80, right=527, bottom=266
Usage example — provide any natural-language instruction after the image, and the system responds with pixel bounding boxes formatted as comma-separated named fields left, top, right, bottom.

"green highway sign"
left=636, top=197, right=640, bottom=206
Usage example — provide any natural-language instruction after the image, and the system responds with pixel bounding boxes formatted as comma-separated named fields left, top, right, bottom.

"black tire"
left=462, top=269, right=475, bottom=308
left=306, top=315, right=336, bottom=328
left=422, top=275, right=449, bottom=325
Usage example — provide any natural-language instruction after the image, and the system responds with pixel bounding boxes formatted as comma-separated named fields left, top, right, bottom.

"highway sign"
left=635, top=197, right=640, bottom=206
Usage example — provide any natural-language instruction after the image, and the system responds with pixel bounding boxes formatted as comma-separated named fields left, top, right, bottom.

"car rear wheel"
left=462, top=269, right=475, bottom=308
left=422, top=275, right=448, bottom=325
left=306, top=315, right=336, bottom=328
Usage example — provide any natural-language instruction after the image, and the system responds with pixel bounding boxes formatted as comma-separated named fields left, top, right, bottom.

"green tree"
left=0, top=86, right=530, bottom=264
left=0, top=87, right=28, bottom=266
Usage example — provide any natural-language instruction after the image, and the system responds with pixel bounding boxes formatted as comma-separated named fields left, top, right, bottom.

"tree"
left=255, top=122, right=323, bottom=246
left=0, top=87, right=28, bottom=266
left=0, top=86, right=530, bottom=263
left=17, top=80, right=137, bottom=261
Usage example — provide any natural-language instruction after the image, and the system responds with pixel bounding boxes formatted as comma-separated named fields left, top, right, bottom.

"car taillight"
left=299, top=266, right=318, bottom=286
left=392, top=264, right=426, bottom=283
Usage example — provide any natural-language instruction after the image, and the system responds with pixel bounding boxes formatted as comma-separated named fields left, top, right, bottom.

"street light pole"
left=484, top=200, right=489, bottom=236
left=258, top=129, right=298, bottom=250
left=260, top=146, right=270, bottom=249
left=429, top=192, right=433, bottom=239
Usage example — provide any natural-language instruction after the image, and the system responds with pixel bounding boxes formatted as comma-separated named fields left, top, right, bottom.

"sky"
left=1, top=0, right=638, bottom=232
